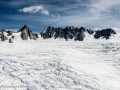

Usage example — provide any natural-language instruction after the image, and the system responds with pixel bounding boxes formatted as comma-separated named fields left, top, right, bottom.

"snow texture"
left=0, top=31, right=120, bottom=90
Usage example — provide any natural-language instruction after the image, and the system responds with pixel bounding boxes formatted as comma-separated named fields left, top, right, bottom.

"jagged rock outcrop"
left=86, top=29, right=94, bottom=34
left=0, top=25, right=117, bottom=42
left=41, top=26, right=117, bottom=41
left=7, top=31, right=13, bottom=36
left=18, top=25, right=29, bottom=40
left=74, top=27, right=85, bottom=41
left=11, top=36, right=15, bottom=39
left=35, top=34, right=39, bottom=38
left=0, top=25, right=39, bottom=42
left=0, top=30, right=8, bottom=41
left=1, top=34, right=8, bottom=41
left=41, top=26, right=55, bottom=39
left=19, top=25, right=38, bottom=40
left=63, top=26, right=75, bottom=41
left=41, top=26, right=87, bottom=41
left=94, top=28, right=116, bottom=39
left=9, top=38, right=13, bottom=43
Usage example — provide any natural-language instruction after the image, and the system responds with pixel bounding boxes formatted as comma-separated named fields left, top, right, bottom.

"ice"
left=0, top=31, right=120, bottom=90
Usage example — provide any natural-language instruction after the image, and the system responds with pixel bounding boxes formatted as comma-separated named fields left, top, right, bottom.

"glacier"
left=0, top=28, right=120, bottom=90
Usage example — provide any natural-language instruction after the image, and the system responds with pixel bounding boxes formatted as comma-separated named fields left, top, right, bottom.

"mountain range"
left=0, top=25, right=117, bottom=43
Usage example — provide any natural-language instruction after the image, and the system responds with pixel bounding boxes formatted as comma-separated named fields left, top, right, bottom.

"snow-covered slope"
left=0, top=33, right=120, bottom=90
left=84, top=31, right=120, bottom=42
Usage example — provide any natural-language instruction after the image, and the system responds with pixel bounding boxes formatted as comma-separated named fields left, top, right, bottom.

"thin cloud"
left=18, top=5, right=50, bottom=16
left=46, top=0, right=120, bottom=28
left=89, top=0, right=120, bottom=17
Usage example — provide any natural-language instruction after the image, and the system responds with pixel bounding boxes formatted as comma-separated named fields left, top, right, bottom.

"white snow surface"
left=0, top=32, right=120, bottom=90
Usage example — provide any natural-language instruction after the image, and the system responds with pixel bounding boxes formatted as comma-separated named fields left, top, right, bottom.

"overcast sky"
left=0, top=0, right=120, bottom=32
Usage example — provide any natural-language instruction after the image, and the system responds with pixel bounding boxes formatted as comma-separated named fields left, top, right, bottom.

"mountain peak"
left=18, top=25, right=38, bottom=40
left=41, top=26, right=117, bottom=41
left=19, top=25, right=29, bottom=31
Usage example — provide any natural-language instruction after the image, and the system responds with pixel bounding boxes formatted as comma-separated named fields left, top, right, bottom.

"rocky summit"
left=40, top=26, right=117, bottom=41
left=0, top=25, right=39, bottom=43
left=18, top=25, right=38, bottom=40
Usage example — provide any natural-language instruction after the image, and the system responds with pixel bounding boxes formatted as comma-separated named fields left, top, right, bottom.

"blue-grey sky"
left=0, top=0, right=120, bottom=32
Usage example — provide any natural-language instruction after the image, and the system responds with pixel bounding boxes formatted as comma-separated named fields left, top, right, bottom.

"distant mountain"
left=40, top=26, right=116, bottom=41
left=0, top=25, right=39, bottom=42
left=18, top=25, right=38, bottom=40
left=0, top=25, right=117, bottom=43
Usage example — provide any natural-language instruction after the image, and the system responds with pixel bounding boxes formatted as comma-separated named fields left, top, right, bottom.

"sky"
left=0, top=0, right=120, bottom=33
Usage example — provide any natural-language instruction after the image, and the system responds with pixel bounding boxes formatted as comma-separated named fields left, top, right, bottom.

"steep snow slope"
left=0, top=32, right=120, bottom=90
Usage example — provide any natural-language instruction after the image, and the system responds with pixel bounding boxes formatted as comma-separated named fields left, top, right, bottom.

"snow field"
left=0, top=31, right=120, bottom=90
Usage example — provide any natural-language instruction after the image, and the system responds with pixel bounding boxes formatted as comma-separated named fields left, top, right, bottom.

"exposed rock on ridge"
left=41, top=26, right=117, bottom=41
left=0, top=25, right=39, bottom=42
left=94, top=28, right=116, bottom=39
left=0, top=29, right=8, bottom=41
left=19, top=25, right=38, bottom=40
left=0, top=25, right=117, bottom=42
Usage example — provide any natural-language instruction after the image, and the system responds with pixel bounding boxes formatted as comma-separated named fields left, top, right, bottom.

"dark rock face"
left=0, top=30, right=8, bottom=41
left=19, top=25, right=29, bottom=40
left=0, top=25, right=117, bottom=42
left=9, top=38, right=13, bottom=43
left=63, top=26, right=75, bottom=41
left=94, top=28, right=116, bottom=39
left=7, top=31, right=13, bottom=36
left=94, top=30, right=101, bottom=39
left=86, top=29, right=94, bottom=34
left=54, top=28, right=63, bottom=39
left=34, top=34, right=39, bottom=38
left=41, top=26, right=117, bottom=41
left=28, top=30, right=37, bottom=40
left=0, top=25, right=39, bottom=42
left=41, top=26, right=55, bottom=39
left=41, top=26, right=87, bottom=41
left=11, top=36, right=15, bottom=39
left=19, top=25, right=38, bottom=40
left=1, top=34, right=8, bottom=41
left=74, top=27, right=85, bottom=41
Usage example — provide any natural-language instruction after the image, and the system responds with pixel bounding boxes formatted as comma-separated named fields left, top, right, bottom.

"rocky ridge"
left=41, top=26, right=116, bottom=41
left=0, top=25, right=117, bottom=43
